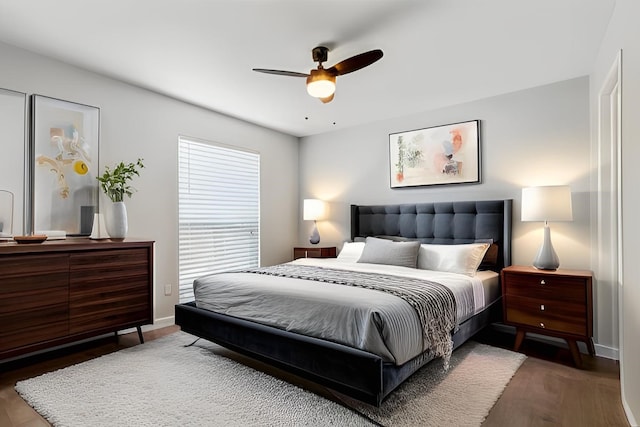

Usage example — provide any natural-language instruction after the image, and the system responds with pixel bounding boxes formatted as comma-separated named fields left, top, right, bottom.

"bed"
left=175, top=199, right=512, bottom=406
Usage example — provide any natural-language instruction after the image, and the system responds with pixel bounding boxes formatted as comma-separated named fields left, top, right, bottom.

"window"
left=178, top=136, right=260, bottom=303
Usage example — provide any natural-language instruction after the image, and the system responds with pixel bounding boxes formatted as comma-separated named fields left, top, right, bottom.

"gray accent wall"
left=299, top=77, right=609, bottom=349
left=299, top=77, right=590, bottom=271
left=301, top=66, right=639, bottom=421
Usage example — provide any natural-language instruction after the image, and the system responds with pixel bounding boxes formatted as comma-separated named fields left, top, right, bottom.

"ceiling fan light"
left=306, top=69, right=336, bottom=98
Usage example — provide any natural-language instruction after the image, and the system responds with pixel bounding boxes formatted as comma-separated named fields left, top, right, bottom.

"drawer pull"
left=540, top=304, right=545, bottom=311
left=540, top=322, right=545, bottom=328
left=540, top=279, right=546, bottom=285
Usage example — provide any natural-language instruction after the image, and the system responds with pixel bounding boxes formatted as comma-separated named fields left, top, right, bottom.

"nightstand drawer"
left=293, top=247, right=337, bottom=260
left=503, top=273, right=586, bottom=303
left=505, top=295, right=587, bottom=336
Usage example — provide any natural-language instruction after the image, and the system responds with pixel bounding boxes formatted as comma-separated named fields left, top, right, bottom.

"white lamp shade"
left=306, top=69, right=336, bottom=98
left=521, top=186, right=573, bottom=222
left=306, top=80, right=336, bottom=98
left=303, top=199, right=326, bottom=221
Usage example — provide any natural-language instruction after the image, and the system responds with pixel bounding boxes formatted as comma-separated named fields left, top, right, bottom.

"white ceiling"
left=0, top=0, right=614, bottom=137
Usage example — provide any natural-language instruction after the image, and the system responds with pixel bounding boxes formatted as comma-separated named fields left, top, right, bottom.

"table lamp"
left=303, top=199, right=326, bottom=244
left=521, top=185, right=573, bottom=270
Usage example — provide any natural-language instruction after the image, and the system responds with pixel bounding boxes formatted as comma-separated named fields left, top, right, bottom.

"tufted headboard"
left=350, top=199, right=512, bottom=272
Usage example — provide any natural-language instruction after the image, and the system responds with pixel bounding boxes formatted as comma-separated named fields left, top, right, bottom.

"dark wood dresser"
left=0, top=238, right=154, bottom=361
left=501, top=265, right=594, bottom=367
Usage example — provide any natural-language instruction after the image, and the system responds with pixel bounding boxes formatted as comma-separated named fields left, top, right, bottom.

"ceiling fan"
left=253, top=46, right=383, bottom=103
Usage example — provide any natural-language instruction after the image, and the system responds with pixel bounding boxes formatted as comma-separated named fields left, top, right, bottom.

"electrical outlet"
left=164, top=284, right=172, bottom=296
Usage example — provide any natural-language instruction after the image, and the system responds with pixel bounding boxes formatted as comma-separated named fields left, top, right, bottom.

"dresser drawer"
left=0, top=304, right=68, bottom=352
left=69, top=248, right=152, bottom=334
left=70, top=248, right=150, bottom=272
left=504, top=295, right=587, bottom=335
left=0, top=254, right=69, bottom=295
left=0, top=253, right=70, bottom=352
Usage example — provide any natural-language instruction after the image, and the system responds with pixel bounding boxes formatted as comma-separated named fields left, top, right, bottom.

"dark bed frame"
left=175, top=199, right=512, bottom=406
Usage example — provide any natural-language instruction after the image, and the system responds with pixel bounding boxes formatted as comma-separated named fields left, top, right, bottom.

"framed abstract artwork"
left=389, top=119, right=481, bottom=188
left=29, top=95, right=100, bottom=236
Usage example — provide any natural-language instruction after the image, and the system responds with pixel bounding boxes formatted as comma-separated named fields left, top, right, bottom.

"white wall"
left=0, top=41, right=300, bottom=324
left=592, top=0, right=640, bottom=423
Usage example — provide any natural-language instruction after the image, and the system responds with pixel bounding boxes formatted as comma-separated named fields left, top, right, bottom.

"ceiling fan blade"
left=252, top=68, right=309, bottom=78
left=326, top=49, right=383, bottom=76
left=320, top=93, right=334, bottom=103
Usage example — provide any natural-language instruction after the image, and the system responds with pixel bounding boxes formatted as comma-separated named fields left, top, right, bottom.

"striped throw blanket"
left=245, top=264, right=457, bottom=369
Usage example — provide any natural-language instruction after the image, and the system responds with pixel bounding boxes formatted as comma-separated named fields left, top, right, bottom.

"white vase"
left=107, top=201, right=128, bottom=240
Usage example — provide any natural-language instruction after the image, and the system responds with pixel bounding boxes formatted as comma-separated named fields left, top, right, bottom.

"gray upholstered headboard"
left=350, top=199, right=512, bottom=271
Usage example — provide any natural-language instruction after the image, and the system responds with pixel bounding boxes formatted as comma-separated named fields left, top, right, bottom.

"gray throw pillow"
left=357, top=236, right=420, bottom=268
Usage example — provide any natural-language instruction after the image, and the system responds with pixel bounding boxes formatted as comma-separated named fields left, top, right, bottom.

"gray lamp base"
left=533, top=224, right=559, bottom=270
left=309, top=221, right=320, bottom=245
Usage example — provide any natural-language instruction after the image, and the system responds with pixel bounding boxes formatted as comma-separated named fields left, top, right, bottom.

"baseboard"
left=622, top=397, right=639, bottom=427
left=148, top=315, right=176, bottom=330
left=119, top=316, right=176, bottom=336
left=594, top=343, right=619, bottom=360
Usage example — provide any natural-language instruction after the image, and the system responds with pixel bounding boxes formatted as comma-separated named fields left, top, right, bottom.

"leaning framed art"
left=389, top=119, right=480, bottom=188
left=0, top=88, right=27, bottom=237
left=29, top=95, right=100, bottom=236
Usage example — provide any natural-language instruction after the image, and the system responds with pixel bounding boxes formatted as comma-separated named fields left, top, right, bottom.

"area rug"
left=16, top=331, right=526, bottom=427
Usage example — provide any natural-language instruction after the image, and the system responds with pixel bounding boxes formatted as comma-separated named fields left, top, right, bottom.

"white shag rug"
left=16, top=331, right=525, bottom=427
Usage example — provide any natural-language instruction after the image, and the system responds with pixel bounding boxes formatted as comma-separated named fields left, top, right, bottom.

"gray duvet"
left=193, top=258, right=479, bottom=365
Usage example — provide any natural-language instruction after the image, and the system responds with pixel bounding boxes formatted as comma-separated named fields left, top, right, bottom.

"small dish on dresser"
left=13, top=235, right=48, bottom=244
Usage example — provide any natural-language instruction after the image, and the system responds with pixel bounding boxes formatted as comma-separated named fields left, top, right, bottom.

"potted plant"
left=97, top=158, right=144, bottom=239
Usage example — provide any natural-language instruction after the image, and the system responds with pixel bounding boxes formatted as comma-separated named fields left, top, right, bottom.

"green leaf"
left=97, top=158, right=145, bottom=202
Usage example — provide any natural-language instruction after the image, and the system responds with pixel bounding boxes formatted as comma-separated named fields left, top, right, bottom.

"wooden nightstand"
left=501, top=265, right=594, bottom=368
left=293, top=246, right=337, bottom=260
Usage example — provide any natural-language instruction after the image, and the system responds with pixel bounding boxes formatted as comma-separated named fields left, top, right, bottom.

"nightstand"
left=501, top=265, right=594, bottom=368
left=293, top=246, right=337, bottom=260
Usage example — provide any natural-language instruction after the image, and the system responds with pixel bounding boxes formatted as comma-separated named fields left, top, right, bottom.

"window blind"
left=178, top=136, right=260, bottom=303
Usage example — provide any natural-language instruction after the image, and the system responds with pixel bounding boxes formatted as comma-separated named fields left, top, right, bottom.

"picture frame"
left=29, top=95, right=100, bottom=236
left=389, top=119, right=480, bottom=188
left=0, top=88, right=27, bottom=237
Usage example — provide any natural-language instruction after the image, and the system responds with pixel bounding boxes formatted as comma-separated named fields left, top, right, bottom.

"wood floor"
left=0, top=325, right=629, bottom=427
left=476, top=327, right=629, bottom=427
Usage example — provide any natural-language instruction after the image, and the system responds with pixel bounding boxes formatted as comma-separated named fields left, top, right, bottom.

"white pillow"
left=417, top=243, right=490, bottom=276
left=336, top=241, right=366, bottom=263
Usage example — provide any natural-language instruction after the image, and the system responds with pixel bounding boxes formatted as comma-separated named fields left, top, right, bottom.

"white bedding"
left=297, top=258, right=499, bottom=320
left=194, top=258, right=499, bottom=365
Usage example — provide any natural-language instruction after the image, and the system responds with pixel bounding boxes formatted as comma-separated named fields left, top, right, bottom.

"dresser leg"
left=586, top=338, right=596, bottom=356
left=136, top=326, right=145, bottom=344
left=514, top=329, right=526, bottom=351
left=567, top=340, right=582, bottom=368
